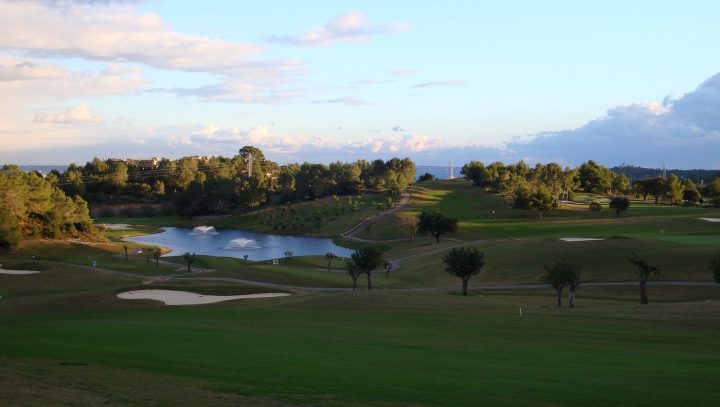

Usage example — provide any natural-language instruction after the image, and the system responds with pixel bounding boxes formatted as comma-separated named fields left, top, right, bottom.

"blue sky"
left=1, top=0, right=719, bottom=168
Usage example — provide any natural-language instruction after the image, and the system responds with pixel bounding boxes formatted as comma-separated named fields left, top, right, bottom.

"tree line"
left=461, top=159, right=720, bottom=215
left=0, top=165, right=96, bottom=250
left=48, top=146, right=416, bottom=217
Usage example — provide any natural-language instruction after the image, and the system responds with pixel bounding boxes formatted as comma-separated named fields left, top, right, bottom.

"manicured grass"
left=1, top=289, right=719, bottom=406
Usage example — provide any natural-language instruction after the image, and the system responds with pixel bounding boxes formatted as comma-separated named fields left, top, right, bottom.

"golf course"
left=1, top=179, right=719, bottom=406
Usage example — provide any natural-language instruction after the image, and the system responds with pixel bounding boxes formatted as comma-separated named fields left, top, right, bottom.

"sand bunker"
left=559, top=237, right=605, bottom=242
left=116, top=289, right=289, bottom=306
left=100, top=223, right=134, bottom=230
left=700, top=218, right=720, bottom=223
left=0, top=264, right=40, bottom=275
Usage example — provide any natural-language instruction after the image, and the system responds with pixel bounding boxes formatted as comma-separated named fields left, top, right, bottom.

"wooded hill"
left=0, top=165, right=97, bottom=250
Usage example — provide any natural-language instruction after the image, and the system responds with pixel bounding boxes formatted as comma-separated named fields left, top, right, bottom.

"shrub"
left=589, top=201, right=602, bottom=212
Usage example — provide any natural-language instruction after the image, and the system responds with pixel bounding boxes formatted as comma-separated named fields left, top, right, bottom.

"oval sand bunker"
left=117, top=289, right=289, bottom=306
left=0, top=264, right=40, bottom=275
left=559, top=237, right=605, bottom=242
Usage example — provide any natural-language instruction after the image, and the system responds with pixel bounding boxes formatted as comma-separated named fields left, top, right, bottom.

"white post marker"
left=519, top=307, right=523, bottom=317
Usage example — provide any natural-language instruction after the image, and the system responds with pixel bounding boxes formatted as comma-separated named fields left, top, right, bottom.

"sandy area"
left=700, top=218, right=720, bottom=223
left=0, top=264, right=40, bottom=275
left=116, top=289, right=290, bottom=305
left=99, top=223, right=135, bottom=230
left=559, top=237, right=605, bottom=242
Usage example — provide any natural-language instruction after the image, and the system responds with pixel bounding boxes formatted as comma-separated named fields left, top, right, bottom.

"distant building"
left=138, top=157, right=160, bottom=170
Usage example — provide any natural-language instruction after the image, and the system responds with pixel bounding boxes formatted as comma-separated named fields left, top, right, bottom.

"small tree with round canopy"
left=442, top=247, right=485, bottom=296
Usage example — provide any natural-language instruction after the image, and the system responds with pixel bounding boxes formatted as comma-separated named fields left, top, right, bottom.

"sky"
left=1, top=0, right=719, bottom=169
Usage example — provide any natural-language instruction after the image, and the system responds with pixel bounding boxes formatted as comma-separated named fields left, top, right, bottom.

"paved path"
left=40, top=259, right=717, bottom=293
left=156, top=276, right=720, bottom=293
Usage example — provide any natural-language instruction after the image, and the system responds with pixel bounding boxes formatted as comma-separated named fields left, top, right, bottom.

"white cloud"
left=0, top=1, right=298, bottom=78
left=310, top=97, right=373, bottom=106
left=0, top=56, right=147, bottom=99
left=34, top=104, right=103, bottom=124
left=387, top=67, right=417, bottom=76
left=160, top=80, right=307, bottom=104
left=0, top=58, right=65, bottom=81
left=410, top=80, right=466, bottom=88
left=265, top=11, right=409, bottom=47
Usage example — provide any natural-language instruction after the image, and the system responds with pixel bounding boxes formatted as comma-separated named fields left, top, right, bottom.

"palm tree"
left=325, top=252, right=337, bottom=270
left=182, top=251, right=196, bottom=272
left=628, top=253, right=660, bottom=304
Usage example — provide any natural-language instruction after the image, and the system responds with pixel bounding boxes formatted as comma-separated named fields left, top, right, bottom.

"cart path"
left=37, top=259, right=717, bottom=293
left=341, top=189, right=411, bottom=241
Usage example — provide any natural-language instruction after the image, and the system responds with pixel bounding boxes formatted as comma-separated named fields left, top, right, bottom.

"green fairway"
left=1, top=289, right=719, bottom=406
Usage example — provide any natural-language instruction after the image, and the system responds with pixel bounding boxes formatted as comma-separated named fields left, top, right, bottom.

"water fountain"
left=189, top=226, right=219, bottom=235
left=223, top=238, right=261, bottom=250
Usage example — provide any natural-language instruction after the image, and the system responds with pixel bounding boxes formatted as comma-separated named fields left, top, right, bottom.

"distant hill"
left=612, top=165, right=720, bottom=184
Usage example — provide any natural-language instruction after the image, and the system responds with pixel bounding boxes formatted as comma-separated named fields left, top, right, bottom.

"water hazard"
left=125, top=226, right=354, bottom=261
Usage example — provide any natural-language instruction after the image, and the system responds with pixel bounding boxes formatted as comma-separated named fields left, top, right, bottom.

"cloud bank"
left=507, top=72, right=720, bottom=168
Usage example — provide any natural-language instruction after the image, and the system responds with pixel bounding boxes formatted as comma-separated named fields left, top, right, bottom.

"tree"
left=345, top=259, right=362, bottom=290
left=665, top=174, right=684, bottom=205
left=510, top=181, right=533, bottom=216
left=461, top=161, right=488, bottom=187
left=351, top=246, right=384, bottom=290
left=530, top=184, right=556, bottom=218
left=682, top=179, right=701, bottom=204
left=182, top=251, right=196, bottom=272
left=707, top=178, right=720, bottom=207
left=152, top=248, right=162, bottom=266
left=628, top=253, right=660, bottom=304
left=609, top=196, right=630, bottom=217
left=541, top=258, right=582, bottom=307
left=417, top=210, right=458, bottom=243
left=442, top=247, right=485, bottom=296
left=399, top=215, right=418, bottom=240
left=0, top=203, right=20, bottom=250
left=325, top=252, right=337, bottom=270
left=284, top=249, right=294, bottom=264
left=710, top=253, right=720, bottom=283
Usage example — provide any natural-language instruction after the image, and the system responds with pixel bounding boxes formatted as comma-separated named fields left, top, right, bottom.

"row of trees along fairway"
left=461, top=159, right=720, bottom=215
left=0, top=165, right=97, bottom=250
left=50, top=147, right=416, bottom=217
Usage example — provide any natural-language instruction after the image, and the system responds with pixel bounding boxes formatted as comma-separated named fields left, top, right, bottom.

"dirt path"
left=341, top=189, right=410, bottom=241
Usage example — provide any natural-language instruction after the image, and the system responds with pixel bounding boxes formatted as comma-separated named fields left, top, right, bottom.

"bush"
left=417, top=172, right=436, bottom=182
left=160, top=201, right=176, bottom=216
left=589, top=201, right=602, bottom=212
left=141, top=205, right=158, bottom=217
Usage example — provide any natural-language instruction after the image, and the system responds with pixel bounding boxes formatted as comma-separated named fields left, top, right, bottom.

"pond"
left=125, top=226, right=354, bottom=261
